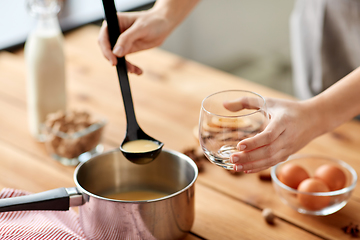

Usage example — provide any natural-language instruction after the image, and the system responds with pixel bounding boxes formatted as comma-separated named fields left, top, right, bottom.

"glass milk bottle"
left=25, top=0, right=66, bottom=141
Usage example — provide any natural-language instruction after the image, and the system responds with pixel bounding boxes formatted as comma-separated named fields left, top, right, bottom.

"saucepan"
left=0, top=149, right=198, bottom=240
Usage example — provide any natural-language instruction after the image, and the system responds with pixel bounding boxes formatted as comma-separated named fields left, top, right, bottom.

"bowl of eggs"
left=271, top=154, right=357, bottom=216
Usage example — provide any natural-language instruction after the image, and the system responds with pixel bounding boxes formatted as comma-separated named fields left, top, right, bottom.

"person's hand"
left=227, top=97, right=322, bottom=173
left=98, top=10, right=175, bottom=72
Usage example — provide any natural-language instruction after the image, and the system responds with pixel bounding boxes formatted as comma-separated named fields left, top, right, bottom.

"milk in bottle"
left=25, top=0, right=66, bottom=141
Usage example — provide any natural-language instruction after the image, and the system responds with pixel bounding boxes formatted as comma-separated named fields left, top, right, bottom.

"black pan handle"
left=0, top=187, right=83, bottom=212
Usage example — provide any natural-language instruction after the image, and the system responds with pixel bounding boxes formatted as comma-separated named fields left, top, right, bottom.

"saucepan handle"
left=0, top=187, right=84, bottom=212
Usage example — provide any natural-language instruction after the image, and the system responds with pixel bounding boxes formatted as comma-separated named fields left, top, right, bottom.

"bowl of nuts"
left=271, top=154, right=357, bottom=216
left=43, top=110, right=107, bottom=166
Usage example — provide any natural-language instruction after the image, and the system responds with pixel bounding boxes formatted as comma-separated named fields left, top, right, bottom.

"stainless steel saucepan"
left=0, top=149, right=198, bottom=240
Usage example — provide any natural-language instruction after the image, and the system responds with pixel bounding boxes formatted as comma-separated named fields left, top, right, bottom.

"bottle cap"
left=26, top=0, right=61, bottom=17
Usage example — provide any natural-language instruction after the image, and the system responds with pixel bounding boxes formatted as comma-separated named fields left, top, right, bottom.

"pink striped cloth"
left=0, top=188, right=87, bottom=240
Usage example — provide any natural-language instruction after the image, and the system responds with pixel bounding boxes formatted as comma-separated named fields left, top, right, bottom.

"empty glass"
left=199, top=90, right=269, bottom=170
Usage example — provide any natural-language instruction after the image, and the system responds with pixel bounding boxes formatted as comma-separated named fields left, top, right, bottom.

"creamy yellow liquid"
left=122, top=139, right=159, bottom=153
left=104, top=190, right=168, bottom=201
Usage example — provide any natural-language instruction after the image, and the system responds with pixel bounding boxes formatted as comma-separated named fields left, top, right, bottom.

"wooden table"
left=1, top=25, right=360, bottom=240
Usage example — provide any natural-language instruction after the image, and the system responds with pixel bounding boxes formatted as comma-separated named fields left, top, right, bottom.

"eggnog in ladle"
left=122, top=139, right=160, bottom=153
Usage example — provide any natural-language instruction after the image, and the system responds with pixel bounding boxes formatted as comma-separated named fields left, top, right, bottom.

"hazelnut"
left=262, top=208, right=275, bottom=225
left=258, top=169, right=272, bottom=181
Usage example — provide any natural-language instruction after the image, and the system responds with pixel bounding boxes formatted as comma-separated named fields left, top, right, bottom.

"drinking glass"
left=199, top=90, right=269, bottom=170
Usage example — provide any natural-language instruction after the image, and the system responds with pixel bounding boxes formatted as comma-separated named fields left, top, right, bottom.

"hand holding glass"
left=199, top=90, right=269, bottom=170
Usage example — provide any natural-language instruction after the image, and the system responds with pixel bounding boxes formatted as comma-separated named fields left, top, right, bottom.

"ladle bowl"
left=120, top=128, right=164, bottom=164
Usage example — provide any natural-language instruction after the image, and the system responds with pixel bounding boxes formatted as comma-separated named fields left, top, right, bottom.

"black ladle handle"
left=102, top=0, right=139, bottom=134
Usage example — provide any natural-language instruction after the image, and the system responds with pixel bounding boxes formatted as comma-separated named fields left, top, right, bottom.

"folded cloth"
left=0, top=188, right=87, bottom=240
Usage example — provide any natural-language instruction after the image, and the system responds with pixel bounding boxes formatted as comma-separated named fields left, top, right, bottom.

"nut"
left=44, top=110, right=105, bottom=159
left=342, top=223, right=359, bottom=237
left=262, top=208, right=275, bottom=225
left=183, top=147, right=206, bottom=173
left=258, top=169, right=272, bottom=181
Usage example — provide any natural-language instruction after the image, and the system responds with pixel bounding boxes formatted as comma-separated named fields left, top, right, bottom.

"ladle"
left=102, top=0, right=164, bottom=164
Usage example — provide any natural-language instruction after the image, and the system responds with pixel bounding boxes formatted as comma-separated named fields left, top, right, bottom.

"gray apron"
left=291, top=0, right=360, bottom=99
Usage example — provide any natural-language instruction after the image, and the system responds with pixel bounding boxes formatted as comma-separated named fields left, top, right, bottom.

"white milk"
left=25, top=7, right=66, bottom=141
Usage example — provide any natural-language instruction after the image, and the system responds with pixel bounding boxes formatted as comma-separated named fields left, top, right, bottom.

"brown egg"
left=314, top=164, right=346, bottom=191
left=278, top=163, right=309, bottom=189
left=297, top=178, right=330, bottom=211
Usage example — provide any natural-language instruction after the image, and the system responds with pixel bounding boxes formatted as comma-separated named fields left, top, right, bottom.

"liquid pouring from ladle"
left=101, top=0, right=164, bottom=164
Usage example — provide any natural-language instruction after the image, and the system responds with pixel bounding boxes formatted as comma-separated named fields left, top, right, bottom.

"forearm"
left=305, top=67, right=360, bottom=135
left=151, top=0, right=200, bottom=28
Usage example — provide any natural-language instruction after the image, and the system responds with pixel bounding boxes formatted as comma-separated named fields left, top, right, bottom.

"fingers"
left=229, top=120, right=289, bottom=172
left=230, top=126, right=286, bottom=165
left=236, top=118, right=285, bottom=152
left=223, top=99, right=244, bottom=112
left=113, top=21, right=145, bottom=58
left=126, top=61, right=143, bottom=75
left=226, top=97, right=303, bottom=173
left=98, top=21, right=118, bottom=66
left=223, top=96, right=263, bottom=112
left=98, top=20, right=143, bottom=74
left=233, top=150, right=288, bottom=173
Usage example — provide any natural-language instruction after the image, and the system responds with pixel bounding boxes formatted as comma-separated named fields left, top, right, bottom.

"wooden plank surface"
left=0, top=25, right=359, bottom=239
left=193, top=184, right=322, bottom=240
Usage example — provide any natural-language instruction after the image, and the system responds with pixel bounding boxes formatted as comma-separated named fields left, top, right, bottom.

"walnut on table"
left=342, top=223, right=359, bottom=238
left=183, top=147, right=206, bottom=173
left=258, top=169, right=272, bottom=181
left=228, top=169, right=242, bottom=176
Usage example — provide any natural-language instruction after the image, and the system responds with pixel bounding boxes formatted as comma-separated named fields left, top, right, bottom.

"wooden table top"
left=1, top=25, right=360, bottom=240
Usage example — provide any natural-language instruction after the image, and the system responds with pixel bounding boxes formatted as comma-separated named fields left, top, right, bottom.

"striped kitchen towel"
left=0, top=188, right=87, bottom=240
